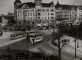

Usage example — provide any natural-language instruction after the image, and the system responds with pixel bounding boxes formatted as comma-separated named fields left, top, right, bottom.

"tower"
left=34, top=0, right=42, bottom=9
left=14, top=0, right=22, bottom=22
left=14, top=0, right=22, bottom=9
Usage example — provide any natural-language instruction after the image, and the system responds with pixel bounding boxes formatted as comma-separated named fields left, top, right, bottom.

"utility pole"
left=74, top=29, right=78, bottom=60
left=57, top=29, right=61, bottom=60
left=75, top=38, right=77, bottom=60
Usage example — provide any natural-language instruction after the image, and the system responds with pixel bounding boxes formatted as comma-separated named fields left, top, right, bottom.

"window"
left=51, top=9, right=54, bottom=11
left=38, top=13, right=40, bottom=16
left=42, top=9, right=45, bottom=11
left=38, top=17, right=40, bottom=19
left=31, top=13, right=32, bottom=16
left=33, top=13, right=35, bottom=16
left=31, top=17, right=32, bottom=19
left=51, top=17, right=54, bottom=19
left=48, top=17, right=49, bottom=19
left=48, top=13, right=49, bottom=15
left=51, top=13, right=54, bottom=15
left=47, top=9, right=49, bottom=11
left=18, top=14, right=20, bottom=18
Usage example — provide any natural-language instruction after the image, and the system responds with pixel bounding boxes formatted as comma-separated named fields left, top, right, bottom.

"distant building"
left=14, top=0, right=82, bottom=28
left=0, top=14, right=14, bottom=30
left=0, top=15, right=8, bottom=27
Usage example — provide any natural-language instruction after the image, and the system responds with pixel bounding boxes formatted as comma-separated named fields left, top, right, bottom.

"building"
left=0, top=14, right=14, bottom=30
left=55, top=1, right=82, bottom=25
left=14, top=0, right=82, bottom=28
left=14, top=0, right=55, bottom=28
left=0, top=15, right=8, bottom=27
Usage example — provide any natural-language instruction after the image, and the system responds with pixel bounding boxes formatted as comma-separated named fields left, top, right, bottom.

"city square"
left=0, top=0, right=82, bottom=60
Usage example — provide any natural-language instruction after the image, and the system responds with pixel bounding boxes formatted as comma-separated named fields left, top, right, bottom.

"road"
left=28, top=29, right=80, bottom=60
left=0, top=30, right=81, bottom=60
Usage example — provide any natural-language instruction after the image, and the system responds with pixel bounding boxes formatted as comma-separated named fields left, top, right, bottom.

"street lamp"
left=56, top=26, right=62, bottom=60
left=73, top=25, right=79, bottom=60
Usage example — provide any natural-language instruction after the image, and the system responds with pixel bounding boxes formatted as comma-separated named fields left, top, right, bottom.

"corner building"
left=14, top=0, right=55, bottom=28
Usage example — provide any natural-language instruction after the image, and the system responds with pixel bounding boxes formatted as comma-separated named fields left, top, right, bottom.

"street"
left=0, top=29, right=82, bottom=60
left=28, top=29, right=80, bottom=60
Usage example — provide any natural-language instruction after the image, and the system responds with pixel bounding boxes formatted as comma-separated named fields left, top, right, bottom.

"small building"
left=0, top=15, right=8, bottom=29
left=0, top=14, right=14, bottom=30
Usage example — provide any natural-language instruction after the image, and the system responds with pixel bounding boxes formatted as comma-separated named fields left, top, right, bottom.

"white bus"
left=29, top=34, right=43, bottom=44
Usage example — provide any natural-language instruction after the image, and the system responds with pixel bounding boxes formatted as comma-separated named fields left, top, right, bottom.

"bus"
left=29, top=34, right=43, bottom=44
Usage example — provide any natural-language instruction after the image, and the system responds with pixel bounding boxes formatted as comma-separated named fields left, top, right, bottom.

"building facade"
left=14, top=0, right=55, bottom=28
left=55, top=1, right=82, bottom=25
left=14, top=0, right=82, bottom=28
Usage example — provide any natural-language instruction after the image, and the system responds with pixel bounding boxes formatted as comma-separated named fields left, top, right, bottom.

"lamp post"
left=56, top=26, right=62, bottom=60
left=73, top=25, right=79, bottom=60
left=75, top=38, right=77, bottom=60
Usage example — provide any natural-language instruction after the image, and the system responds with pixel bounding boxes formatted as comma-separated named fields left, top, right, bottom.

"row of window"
left=37, top=17, right=54, bottom=20
left=17, top=9, right=55, bottom=13
left=24, top=13, right=55, bottom=16
left=25, top=13, right=36, bottom=16
left=17, top=15, right=55, bottom=20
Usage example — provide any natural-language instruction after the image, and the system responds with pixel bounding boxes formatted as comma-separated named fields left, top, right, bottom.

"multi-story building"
left=55, top=1, right=82, bottom=25
left=14, top=0, right=55, bottom=28
left=14, top=0, right=82, bottom=28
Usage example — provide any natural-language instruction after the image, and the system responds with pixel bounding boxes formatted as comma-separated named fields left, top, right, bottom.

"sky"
left=0, top=0, right=82, bottom=15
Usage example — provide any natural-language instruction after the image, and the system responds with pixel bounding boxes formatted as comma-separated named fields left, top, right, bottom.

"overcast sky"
left=0, top=0, right=82, bottom=15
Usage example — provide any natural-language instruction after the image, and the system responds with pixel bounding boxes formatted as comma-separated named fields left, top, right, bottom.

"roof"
left=18, top=1, right=54, bottom=8
left=23, top=2, right=35, bottom=8
left=55, top=1, right=82, bottom=10
left=18, top=2, right=35, bottom=8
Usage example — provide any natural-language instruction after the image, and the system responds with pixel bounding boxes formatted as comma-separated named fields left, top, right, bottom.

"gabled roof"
left=18, top=2, right=35, bottom=8
left=42, top=1, right=54, bottom=7
left=42, top=3, right=50, bottom=7
left=23, top=2, right=35, bottom=8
